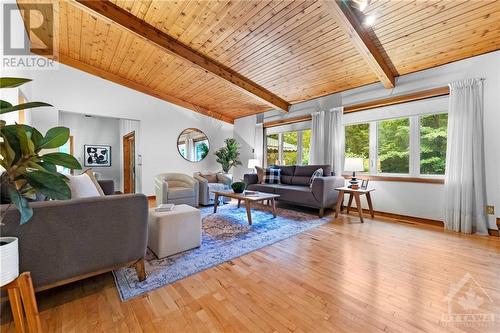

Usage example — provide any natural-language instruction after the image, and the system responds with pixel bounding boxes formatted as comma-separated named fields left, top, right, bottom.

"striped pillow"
left=309, top=168, right=324, bottom=188
left=264, top=168, right=281, bottom=184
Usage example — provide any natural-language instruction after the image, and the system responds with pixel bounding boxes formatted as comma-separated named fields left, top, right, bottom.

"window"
left=266, top=134, right=279, bottom=166
left=301, top=129, right=311, bottom=165
left=377, top=118, right=410, bottom=174
left=345, top=123, right=369, bottom=172
left=420, top=113, right=448, bottom=175
left=265, top=128, right=311, bottom=166
left=194, top=139, right=209, bottom=161
left=343, top=113, right=447, bottom=177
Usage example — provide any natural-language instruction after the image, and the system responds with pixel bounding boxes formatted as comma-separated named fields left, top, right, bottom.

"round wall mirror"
left=177, top=128, right=210, bottom=162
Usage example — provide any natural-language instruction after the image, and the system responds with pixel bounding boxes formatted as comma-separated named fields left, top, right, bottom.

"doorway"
left=123, top=131, right=135, bottom=193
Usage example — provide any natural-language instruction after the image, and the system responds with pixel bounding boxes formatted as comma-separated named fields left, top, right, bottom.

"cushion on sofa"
left=255, top=166, right=265, bottom=184
left=200, top=172, right=218, bottom=183
left=310, top=168, right=324, bottom=188
left=264, top=168, right=281, bottom=184
left=168, top=187, right=196, bottom=200
left=246, top=183, right=280, bottom=193
left=277, top=165, right=295, bottom=184
left=273, top=185, right=320, bottom=208
left=294, top=165, right=331, bottom=177
left=67, top=171, right=104, bottom=198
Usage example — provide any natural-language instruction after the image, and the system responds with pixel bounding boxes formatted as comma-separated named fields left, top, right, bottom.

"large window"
left=344, top=113, right=447, bottom=177
left=265, top=129, right=311, bottom=166
left=377, top=118, right=410, bottom=174
left=345, top=123, right=369, bottom=172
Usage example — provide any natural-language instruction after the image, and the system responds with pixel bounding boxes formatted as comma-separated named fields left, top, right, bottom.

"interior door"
left=123, top=131, right=135, bottom=193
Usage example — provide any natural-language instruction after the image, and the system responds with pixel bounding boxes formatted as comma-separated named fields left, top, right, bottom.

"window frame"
left=264, top=128, right=311, bottom=167
left=343, top=112, right=447, bottom=179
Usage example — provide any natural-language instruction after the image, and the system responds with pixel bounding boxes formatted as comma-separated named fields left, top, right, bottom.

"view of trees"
left=345, top=123, right=369, bottom=172
left=420, top=114, right=447, bottom=174
left=265, top=129, right=311, bottom=166
left=345, top=114, right=448, bottom=175
left=377, top=118, right=410, bottom=173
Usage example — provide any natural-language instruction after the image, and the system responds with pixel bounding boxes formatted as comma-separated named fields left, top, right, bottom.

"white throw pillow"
left=310, top=168, right=324, bottom=188
left=67, top=173, right=103, bottom=198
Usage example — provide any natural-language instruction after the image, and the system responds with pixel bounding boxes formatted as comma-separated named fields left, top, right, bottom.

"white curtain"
left=444, top=78, right=488, bottom=235
left=309, top=107, right=344, bottom=175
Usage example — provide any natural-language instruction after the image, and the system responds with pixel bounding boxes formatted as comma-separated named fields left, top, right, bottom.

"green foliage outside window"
left=301, top=129, right=311, bottom=165
left=378, top=118, right=410, bottom=173
left=420, top=114, right=447, bottom=174
left=282, top=131, right=298, bottom=165
left=345, top=123, right=369, bottom=172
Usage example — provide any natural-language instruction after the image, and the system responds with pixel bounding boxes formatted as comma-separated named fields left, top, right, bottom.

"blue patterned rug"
left=113, top=202, right=328, bottom=301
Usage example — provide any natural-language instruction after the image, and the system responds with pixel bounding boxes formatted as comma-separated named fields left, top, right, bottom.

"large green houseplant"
left=214, top=138, right=242, bottom=174
left=1, top=77, right=82, bottom=224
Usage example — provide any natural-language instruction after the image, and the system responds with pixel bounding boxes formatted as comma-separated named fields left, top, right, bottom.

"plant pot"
left=0, top=237, right=19, bottom=287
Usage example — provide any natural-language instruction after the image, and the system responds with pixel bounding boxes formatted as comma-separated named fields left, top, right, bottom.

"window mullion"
left=369, top=121, right=377, bottom=174
left=278, top=133, right=283, bottom=165
left=410, top=116, right=420, bottom=176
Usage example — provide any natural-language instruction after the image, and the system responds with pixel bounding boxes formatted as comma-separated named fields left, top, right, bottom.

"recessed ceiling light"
left=364, top=15, right=376, bottom=26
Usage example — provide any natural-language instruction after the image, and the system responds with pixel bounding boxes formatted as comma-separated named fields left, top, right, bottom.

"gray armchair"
left=154, top=173, right=199, bottom=207
left=193, top=172, right=231, bottom=206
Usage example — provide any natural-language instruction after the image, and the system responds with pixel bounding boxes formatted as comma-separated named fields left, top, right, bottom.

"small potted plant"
left=214, top=138, right=242, bottom=179
left=0, top=77, right=82, bottom=286
left=231, top=181, right=246, bottom=194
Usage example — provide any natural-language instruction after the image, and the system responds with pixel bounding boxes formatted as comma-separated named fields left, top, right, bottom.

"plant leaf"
left=25, top=170, right=71, bottom=200
left=42, top=152, right=81, bottom=169
left=15, top=124, right=34, bottom=156
left=38, top=127, right=69, bottom=150
left=0, top=133, right=16, bottom=168
left=8, top=186, right=33, bottom=224
left=37, top=161, right=57, bottom=173
left=0, top=77, right=32, bottom=88
left=0, top=102, right=52, bottom=114
left=0, top=100, right=13, bottom=109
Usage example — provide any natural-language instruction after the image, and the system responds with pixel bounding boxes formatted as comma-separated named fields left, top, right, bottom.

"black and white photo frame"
left=84, top=144, right=111, bottom=167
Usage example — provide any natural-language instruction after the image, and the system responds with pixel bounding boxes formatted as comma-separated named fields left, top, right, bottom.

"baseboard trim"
left=354, top=208, right=499, bottom=236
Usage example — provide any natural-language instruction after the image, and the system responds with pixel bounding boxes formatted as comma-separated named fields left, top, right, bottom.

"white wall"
left=341, top=51, right=500, bottom=229
left=59, top=112, right=122, bottom=188
left=25, top=62, right=233, bottom=195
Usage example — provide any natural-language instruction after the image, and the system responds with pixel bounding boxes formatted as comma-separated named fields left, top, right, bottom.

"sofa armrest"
left=1, top=194, right=148, bottom=289
left=217, top=173, right=232, bottom=185
left=311, top=176, right=345, bottom=207
left=97, top=180, right=115, bottom=195
left=244, top=174, right=259, bottom=186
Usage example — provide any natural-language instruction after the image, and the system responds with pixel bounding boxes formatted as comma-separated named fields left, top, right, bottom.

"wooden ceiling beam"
left=75, top=0, right=290, bottom=113
left=33, top=51, right=234, bottom=124
left=323, top=0, right=395, bottom=88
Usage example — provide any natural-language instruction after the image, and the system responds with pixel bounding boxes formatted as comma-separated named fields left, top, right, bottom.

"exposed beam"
left=32, top=51, right=234, bottom=124
left=75, top=0, right=290, bottom=112
left=324, top=0, right=395, bottom=88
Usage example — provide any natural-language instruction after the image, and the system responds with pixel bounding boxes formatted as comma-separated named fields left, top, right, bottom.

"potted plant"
left=231, top=181, right=246, bottom=194
left=214, top=138, right=242, bottom=179
left=0, top=77, right=82, bottom=286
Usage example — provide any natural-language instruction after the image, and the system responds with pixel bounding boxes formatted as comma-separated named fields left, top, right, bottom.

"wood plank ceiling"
left=18, top=0, right=500, bottom=123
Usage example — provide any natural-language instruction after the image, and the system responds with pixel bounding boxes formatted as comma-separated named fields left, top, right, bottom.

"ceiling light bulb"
left=364, top=15, right=376, bottom=26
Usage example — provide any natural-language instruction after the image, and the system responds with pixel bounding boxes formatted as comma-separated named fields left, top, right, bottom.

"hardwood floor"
left=2, top=212, right=499, bottom=333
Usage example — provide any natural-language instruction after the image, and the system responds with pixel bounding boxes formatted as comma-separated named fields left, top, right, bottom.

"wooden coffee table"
left=212, top=190, right=280, bottom=225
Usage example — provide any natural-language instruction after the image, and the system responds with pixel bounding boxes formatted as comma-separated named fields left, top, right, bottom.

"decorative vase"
left=0, top=237, right=19, bottom=287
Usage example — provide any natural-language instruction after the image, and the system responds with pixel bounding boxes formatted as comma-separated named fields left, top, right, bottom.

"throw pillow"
left=67, top=170, right=105, bottom=198
left=84, top=169, right=105, bottom=196
left=201, top=172, right=218, bottom=183
left=255, top=166, right=265, bottom=184
left=309, top=168, right=324, bottom=188
left=264, top=168, right=281, bottom=184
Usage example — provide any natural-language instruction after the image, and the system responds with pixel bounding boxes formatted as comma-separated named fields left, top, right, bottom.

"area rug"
left=113, top=202, right=328, bottom=301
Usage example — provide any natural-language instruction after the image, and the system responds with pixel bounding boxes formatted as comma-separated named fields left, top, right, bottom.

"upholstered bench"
left=148, top=204, right=202, bottom=258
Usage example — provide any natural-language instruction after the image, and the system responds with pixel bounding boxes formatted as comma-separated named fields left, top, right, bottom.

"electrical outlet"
left=487, top=205, right=495, bottom=215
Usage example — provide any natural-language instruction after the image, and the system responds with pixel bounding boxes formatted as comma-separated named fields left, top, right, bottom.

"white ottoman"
left=148, top=204, right=202, bottom=258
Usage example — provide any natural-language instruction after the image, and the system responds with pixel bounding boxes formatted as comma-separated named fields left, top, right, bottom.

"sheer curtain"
left=309, top=107, right=344, bottom=175
left=444, top=78, right=488, bottom=234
